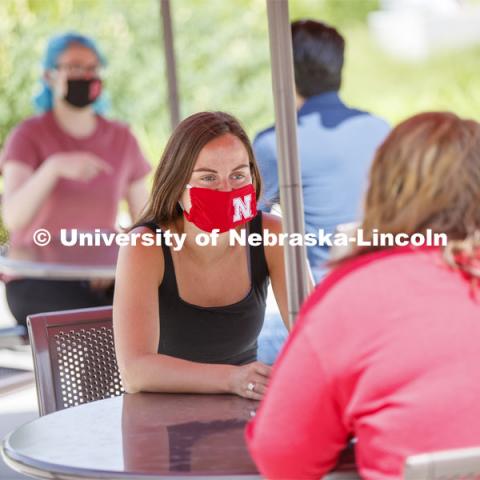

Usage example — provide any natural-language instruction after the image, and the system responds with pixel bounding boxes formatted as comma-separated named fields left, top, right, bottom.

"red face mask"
left=183, top=183, right=257, bottom=233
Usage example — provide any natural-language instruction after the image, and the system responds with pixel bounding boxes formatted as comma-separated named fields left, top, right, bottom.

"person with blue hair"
left=0, top=32, right=151, bottom=327
left=34, top=32, right=109, bottom=114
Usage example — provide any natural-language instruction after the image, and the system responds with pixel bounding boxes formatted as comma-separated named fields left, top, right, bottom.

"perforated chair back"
left=27, top=306, right=123, bottom=416
left=404, top=446, right=480, bottom=480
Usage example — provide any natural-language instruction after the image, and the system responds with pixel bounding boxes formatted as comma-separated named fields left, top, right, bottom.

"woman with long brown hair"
left=247, top=112, right=480, bottom=479
left=113, top=111, right=292, bottom=400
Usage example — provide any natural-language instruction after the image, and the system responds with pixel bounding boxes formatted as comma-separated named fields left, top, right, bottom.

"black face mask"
left=64, top=78, right=102, bottom=108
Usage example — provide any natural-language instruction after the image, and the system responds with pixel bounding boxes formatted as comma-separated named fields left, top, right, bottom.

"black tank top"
left=140, top=212, right=269, bottom=365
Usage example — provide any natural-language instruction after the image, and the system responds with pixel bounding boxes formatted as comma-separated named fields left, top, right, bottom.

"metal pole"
left=160, top=0, right=180, bottom=130
left=266, top=0, right=310, bottom=327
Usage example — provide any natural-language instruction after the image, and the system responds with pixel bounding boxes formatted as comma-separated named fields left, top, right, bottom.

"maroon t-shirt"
left=0, top=111, right=151, bottom=247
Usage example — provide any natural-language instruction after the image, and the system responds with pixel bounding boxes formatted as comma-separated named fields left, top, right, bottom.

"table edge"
left=1, top=437, right=263, bottom=479
left=0, top=259, right=115, bottom=279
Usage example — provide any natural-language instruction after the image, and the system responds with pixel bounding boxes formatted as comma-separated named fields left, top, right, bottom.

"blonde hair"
left=354, top=112, right=480, bottom=278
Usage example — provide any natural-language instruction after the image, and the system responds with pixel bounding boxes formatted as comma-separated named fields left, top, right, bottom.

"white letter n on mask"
left=233, top=194, right=253, bottom=222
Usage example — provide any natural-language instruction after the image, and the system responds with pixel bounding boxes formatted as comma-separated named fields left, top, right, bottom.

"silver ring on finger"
left=247, top=382, right=255, bottom=393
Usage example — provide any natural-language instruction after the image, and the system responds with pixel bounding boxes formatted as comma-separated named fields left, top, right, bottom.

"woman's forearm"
left=120, top=352, right=235, bottom=395
left=3, top=158, right=60, bottom=231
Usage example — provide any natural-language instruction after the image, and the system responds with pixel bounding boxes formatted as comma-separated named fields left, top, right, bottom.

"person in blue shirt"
left=255, top=20, right=389, bottom=364
left=254, top=19, right=390, bottom=283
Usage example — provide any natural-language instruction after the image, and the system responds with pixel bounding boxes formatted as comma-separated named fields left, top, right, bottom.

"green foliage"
left=341, top=25, right=480, bottom=125
left=290, top=0, right=379, bottom=25
left=1, top=0, right=479, bottom=171
left=0, top=215, right=8, bottom=245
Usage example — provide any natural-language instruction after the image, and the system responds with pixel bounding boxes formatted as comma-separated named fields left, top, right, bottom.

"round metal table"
left=0, top=241, right=119, bottom=280
left=1, top=393, right=358, bottom=479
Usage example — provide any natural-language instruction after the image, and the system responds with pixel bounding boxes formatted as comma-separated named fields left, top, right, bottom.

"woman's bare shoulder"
left=117, top=226, right=164, bottom=283
left=261, top=212, right=283, bottom=234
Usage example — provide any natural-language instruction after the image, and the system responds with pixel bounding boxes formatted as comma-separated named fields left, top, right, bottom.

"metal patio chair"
left=404, top=446, right=480, bottom=480
left=27, top=305, right=123, bottom=416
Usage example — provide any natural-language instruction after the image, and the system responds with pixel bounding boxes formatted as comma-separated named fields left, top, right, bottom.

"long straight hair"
left=133, top=111, right=262, bottom=230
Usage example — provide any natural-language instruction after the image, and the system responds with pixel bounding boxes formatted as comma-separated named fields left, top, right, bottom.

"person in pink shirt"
left=0, top=32, right=151, bottom=326
left=246, top=112, right=480, bottom=479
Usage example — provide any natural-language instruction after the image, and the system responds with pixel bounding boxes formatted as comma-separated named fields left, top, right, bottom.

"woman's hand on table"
left=48, top=151, right=113, bottom=182
left=228, top=361, right=271, bottom=400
